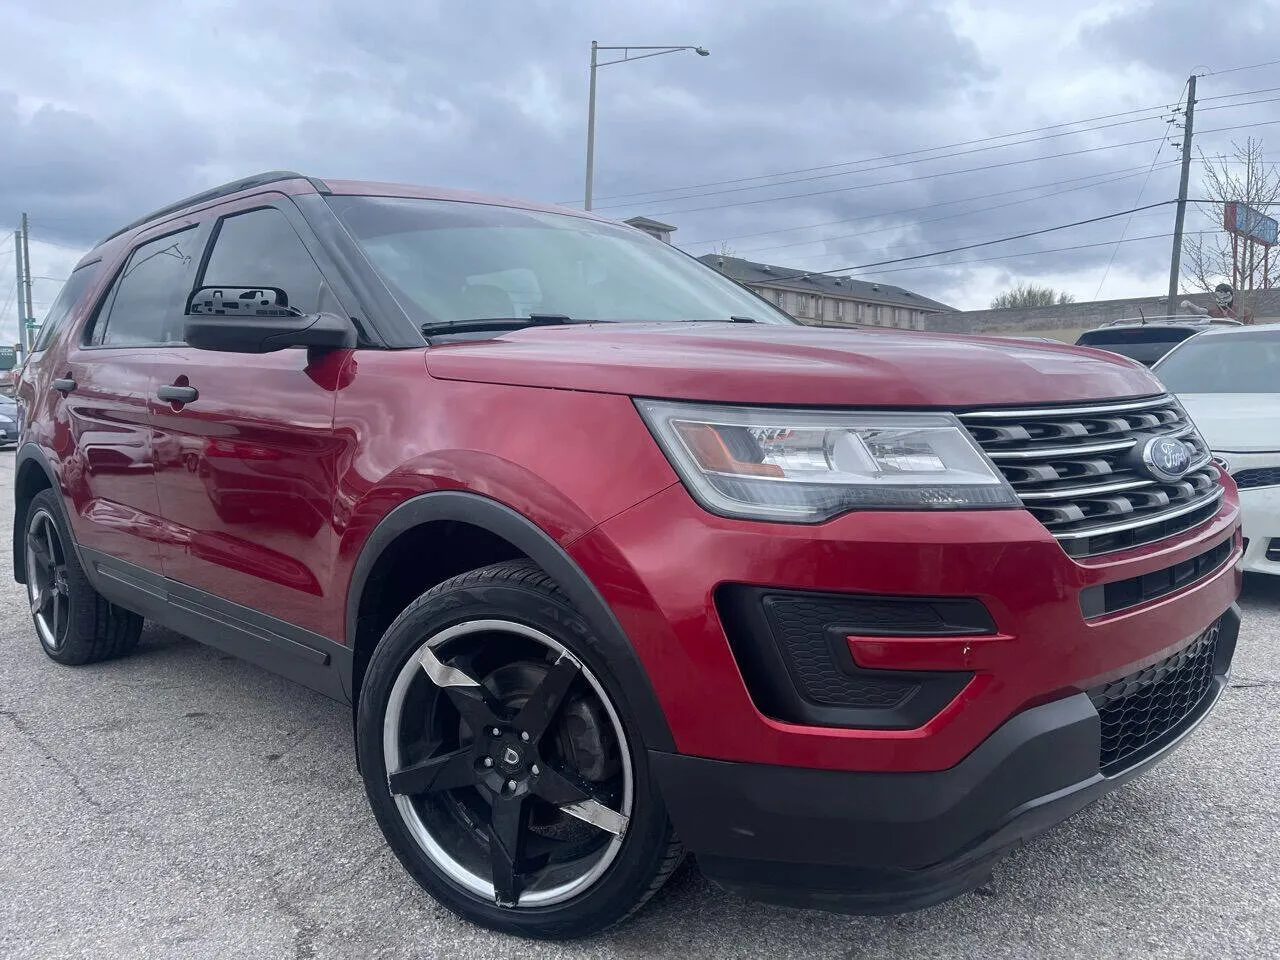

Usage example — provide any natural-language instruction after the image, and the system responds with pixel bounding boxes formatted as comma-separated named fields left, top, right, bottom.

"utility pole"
left=13, top=229, right=26, bottom=353
left=18, top=213, right=34, bottom=351
left=1167, top=74, right=1197, bottom=316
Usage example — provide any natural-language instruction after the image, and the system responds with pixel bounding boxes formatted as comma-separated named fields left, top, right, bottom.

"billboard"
left=1224, top=201, right=1278, bottom=246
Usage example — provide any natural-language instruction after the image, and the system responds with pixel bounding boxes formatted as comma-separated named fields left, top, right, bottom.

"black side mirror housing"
left=184, top=287, right=355, bottom=354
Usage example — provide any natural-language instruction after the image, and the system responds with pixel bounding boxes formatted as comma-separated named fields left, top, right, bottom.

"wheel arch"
left=344, top=490, right=674, bottom=752
left=13, top=444, right=59, bottom=584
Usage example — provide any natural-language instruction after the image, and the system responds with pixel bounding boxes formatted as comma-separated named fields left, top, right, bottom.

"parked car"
left=15, top=172, right=1242, bottom=939
left=1154, top=323, right=1280, bottom=575
left=0, top=395, right=19, bottom=447
left=1074, top=315, right=1240, bottom=366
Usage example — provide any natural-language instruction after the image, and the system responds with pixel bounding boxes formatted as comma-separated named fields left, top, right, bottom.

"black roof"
left=697, top=254, right=957, bottom=312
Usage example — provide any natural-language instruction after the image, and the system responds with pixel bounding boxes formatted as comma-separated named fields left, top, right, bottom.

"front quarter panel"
left=329, top=349, right=678, bottom=639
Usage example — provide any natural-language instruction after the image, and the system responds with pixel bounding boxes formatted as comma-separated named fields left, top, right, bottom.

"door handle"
left=157, top=384, right=199, bottom=404
left=52, top=378, right=77, bottom=394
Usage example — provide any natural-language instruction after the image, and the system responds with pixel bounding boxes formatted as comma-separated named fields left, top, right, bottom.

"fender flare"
left=344, top=490, right=675, bottom=752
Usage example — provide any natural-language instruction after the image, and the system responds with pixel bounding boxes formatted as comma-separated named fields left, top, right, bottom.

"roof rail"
left=96, top=171, right=330, bottom=247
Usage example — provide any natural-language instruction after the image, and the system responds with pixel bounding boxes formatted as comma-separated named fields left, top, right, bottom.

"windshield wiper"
left=421, top=314, right=587, bottom=337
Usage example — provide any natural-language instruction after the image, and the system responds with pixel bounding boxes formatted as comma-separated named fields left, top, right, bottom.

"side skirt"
left=80, top=548, right=351, bottom=704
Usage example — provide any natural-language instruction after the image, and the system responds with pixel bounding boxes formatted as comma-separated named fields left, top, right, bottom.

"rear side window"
left=32, top=262, right=101, bottom=352
left=89, top=227, right=200, bottom=346
left=199, top=208, right=326, bottom=315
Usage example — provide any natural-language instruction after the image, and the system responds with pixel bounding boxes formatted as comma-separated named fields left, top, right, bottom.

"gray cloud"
left=3, top=0, right=1279, bottom=339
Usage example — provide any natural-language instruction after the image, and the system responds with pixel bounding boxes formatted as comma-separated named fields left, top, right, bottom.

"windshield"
left=1154, top=330, right=1280, bottom=393
left=325, top=195, right=795, bottom=329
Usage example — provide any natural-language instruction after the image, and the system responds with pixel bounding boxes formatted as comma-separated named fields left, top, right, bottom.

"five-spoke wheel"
left=358, top=561, right=682, bottom=939
left=26, top=506, right=71, bottom=652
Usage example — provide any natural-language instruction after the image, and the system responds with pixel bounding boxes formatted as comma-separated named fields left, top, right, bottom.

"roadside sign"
left=1224, top=202, right=1278, bottom=246
left=0, top=346, right=16, bottom=371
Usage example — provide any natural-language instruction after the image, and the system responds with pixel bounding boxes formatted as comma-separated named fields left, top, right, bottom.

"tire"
left=23, top=488, right=143, bottom=666
left=356, top=560, right=683, bottom=939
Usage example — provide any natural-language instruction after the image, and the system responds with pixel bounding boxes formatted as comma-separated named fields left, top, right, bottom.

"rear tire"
left=24, top=488, right=143, bottom=666
left=356, top=560, right=682, bottom=939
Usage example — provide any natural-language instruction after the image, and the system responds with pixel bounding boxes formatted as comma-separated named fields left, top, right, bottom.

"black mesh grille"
left=1088, top=623, right=1220, bottom=772
left=959, top=396, right=1222, bottom=558
left=1233, top=467, right=1280, bottom=490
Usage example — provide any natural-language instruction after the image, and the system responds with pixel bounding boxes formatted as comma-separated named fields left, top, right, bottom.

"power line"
left=840, top=230, right=1214, bottom=279
left=1094, top=78, right=1189, bottom=299
left=758, top=201, right=1177, bottom=283
left=640, top=119, right=1280, bottom=217
left=640, top=135, right=1176, bottom=216
left=581, top=102, right=1183, bottom=205
left=728, top=163, right=1180, bottom=258
left=681, top=162, right=1179, bottom=246
left=1206, top=57, right=1280, bottom=77
left=594, top=113, right=1186, bottom=212
left=585, top=87, right=1279, bottom=208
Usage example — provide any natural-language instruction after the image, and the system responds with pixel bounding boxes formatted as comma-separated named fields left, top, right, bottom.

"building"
left=622, top=216, right=678, bottom=244
left=697, top=254, right=957, bottom=329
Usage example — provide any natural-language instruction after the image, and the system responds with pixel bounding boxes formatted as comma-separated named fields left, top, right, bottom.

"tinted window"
left=33, top=262, right=101, bottom=352
left=200, top=208, right=325, bottom=315
left=1155, top=331, right=1280, bottom=393
left=1075, top=327, right=1198, bottom=366
left=93, top=227, right=199, bottom=346
left=325, top=196, right=795, bottom=327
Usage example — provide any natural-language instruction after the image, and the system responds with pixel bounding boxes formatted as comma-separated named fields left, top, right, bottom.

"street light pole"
left=583, top=41, right=709, bottom=212
left=584, top=40, right=599, bottom=212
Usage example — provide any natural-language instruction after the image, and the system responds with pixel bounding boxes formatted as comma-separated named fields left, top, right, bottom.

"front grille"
left=1088, top=623, right=1220, bottom=772
left=1079, top=536, right=1233, bottom=618
left=959, top=396, right=1222, bottom=558
left=1233, top=466, right=1280, bottom=490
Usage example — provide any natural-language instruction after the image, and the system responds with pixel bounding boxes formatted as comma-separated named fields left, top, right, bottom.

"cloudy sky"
left=3, top=0, right=1279, bottom=338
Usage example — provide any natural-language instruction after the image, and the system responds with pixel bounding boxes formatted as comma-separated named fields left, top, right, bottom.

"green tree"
left=989, top=282, right=1076, bottom=309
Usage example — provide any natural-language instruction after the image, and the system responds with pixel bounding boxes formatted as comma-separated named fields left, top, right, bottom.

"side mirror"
left=184, top=287, right=355, bottom=354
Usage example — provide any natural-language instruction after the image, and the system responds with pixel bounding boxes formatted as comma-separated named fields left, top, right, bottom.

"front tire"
left=24, top=488, right=143, bottom=665
left=356, top=561, right=682, bottom=939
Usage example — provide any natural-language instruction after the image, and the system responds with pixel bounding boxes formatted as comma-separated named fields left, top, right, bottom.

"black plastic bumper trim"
left=716, top=585, right=985, bottom=730
left=1079, top=534, right=1234, bottom=618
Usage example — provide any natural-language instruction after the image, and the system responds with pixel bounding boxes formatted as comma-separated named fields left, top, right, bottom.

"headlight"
left=635, top=399, right=1019, bottom=522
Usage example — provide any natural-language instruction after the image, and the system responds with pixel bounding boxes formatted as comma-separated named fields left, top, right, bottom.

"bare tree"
left=989, top=282, right=1076, bottom=309
left=1182, top=138, right=1280, bottom=313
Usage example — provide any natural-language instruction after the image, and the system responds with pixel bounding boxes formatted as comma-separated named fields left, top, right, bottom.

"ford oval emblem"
left=1140, top=436, right=1193, bottom=483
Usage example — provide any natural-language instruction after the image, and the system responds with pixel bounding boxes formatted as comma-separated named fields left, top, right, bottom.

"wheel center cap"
left=501, top=745, right=523, bottom=768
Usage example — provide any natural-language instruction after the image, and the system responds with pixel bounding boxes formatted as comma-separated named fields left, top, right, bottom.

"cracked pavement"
left=1, top=454, right=1278, bottom=959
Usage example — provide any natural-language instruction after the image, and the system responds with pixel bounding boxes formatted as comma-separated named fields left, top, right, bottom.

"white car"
left=1154, top=324, right=1280, bottom=575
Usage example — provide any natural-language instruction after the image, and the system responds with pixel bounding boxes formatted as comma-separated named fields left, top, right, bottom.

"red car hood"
left=424, top=322, right=1162, bottom=407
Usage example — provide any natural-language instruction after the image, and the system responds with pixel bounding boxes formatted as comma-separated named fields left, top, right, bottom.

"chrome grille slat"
left=959, top=396, right=1224, bottom=558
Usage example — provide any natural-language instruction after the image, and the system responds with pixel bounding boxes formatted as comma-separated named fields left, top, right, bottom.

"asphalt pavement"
left=1, top=451, right=1277, bottom=959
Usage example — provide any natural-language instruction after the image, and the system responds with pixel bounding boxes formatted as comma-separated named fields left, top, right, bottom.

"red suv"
left=15, top=171, right=1242, bottom=939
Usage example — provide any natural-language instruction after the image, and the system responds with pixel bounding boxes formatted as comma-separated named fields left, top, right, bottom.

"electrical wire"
left=638, top=119, right=1280, bottom=217
left=1205, top=58, right=1280, bottom=77
left=681, top=162, right=1181, bottom=246
left=728, top=163, right=1180, bottom=258
left=605, top=98, right=1280, bottom=213
left=1092, top=79, right=1189, bottom=298
left=757, top=201, right=1177, bottom=283
left=584, top=87, right=1280, bottom=208
left=841, top=230, right=1214, bottom=279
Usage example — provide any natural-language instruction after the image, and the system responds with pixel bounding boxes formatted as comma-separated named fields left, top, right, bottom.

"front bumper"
left=1239, top=485, right=1280, bottom=575
left=651, top=606, right=1239, bottom=913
